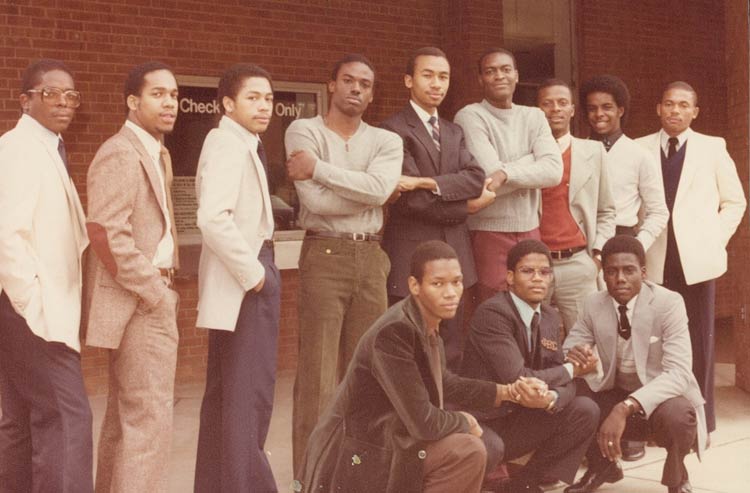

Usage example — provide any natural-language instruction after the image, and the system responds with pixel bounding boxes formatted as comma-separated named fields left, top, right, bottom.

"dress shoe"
left=621, top=440, right=646, bottom=461
left=668, top=479, right=692, bottom=493
left=564, top=461, right=623, bottom=493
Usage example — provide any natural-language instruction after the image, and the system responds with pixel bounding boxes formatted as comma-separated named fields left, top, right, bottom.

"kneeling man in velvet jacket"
left=294, top=240, right=540, bottom=493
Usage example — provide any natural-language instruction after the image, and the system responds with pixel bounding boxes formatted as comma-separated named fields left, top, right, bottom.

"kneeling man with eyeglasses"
left=461, top=239, right=600, bottom=492
left=563, top=235, right=706, bottom=493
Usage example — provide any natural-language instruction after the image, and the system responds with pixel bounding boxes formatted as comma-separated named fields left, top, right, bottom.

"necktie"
left=58, top=138, right=70, bottom=175
left=160, top=146, right=180, bottom=269
left=602, top=138, right=613, bottom=152
left=427, top=332, right=444, bottom=409
left=428, top=116, right=441, bottom=151
left=530, top=312, right=540, bottom=352
left=667, top=137, right=678, bottom=159
left=618, top=304, right=631, bottom=340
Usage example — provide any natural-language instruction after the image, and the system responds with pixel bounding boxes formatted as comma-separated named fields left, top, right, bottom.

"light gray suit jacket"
left=564, top=281, right=707, bottom=455
left=195, top=116, right=274, bottom=331
left=567, top=137, right=616, bottom=253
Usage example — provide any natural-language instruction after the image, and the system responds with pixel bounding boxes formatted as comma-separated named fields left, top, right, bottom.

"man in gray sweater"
left=454, top=48, right=562, bottom=304
left=284, top=54, right=402, bottom=473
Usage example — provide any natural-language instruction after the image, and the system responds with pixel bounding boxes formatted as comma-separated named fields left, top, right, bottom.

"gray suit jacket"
left=563, top=281, right=707, bottom=454
left=567, top=137, right=616, bottom=253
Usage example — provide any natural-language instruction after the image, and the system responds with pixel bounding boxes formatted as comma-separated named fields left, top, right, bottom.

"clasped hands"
left=565, top=343, right=599, bottom=377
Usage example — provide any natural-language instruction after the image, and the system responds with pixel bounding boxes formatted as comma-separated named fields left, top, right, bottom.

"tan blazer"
left=636, top=130, right=746, bottom=284
left=564, top=281, right=707, bottom=455
left=0, top=114, right=88, bottom=351
left=195, top=116, right=274, bottom=331
left=568, top=137, right=616, bottom=253
left=84, top=125, right=179, bottom=349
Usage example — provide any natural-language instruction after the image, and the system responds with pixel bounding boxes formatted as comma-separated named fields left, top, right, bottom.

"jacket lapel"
left=404, top=105, right=440, bottom=173
left=504, top=292, right=532, bottom=362
left=673, top=131, right=700, bottom=208
left=404, top=297, right=442, bottom=405
left=593, top=294, right=618, bottom=381
left=630, top=283, right=655, bottom=382
left=569, top=139, right=593, bottom=201
left=34, top=132, right=89, bottom=255
left=120, top=126, right=168, bottom=217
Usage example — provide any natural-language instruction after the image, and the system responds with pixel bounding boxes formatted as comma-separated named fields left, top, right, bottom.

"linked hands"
left=507, top=376, right=553, bottom=409
left=566, top=343, right=599, bottom=377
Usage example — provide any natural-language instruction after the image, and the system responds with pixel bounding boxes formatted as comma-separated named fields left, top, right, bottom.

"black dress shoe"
left=564, top=461, right=623, bottom=493
left=668, top=479, right=692, bottom=493
left=621, top=440, right=646, bottom=461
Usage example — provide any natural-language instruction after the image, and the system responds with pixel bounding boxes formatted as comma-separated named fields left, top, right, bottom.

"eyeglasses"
left=516, top=267, right=554, bottom=278
left=26, top=87, right=82, bottom=108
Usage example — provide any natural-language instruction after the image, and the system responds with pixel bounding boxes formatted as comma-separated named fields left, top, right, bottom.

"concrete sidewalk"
left=88, top=363, right=749, bottom=492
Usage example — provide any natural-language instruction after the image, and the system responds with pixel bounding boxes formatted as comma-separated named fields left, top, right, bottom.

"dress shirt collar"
left=125, top=119, right=161, bottom=163
left=509, top=291, right=541, bottom=330
left=591, top=128, right=623, bottom=150
left=220, top=114, right=260, bottom=151
left=557, top=132, right=572, bottom=152
left=659, top=127, right=691, bottom=154
left=19, top=113, right=61, bottom=148
left=410, top=99, right=438, bottom=121
left=611, top=293, right=638, bottom=323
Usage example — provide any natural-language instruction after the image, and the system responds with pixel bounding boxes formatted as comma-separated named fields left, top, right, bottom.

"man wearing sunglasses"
left=0, top=59, right=92, bottom=492
left=461, top=240, right=598, bottom=492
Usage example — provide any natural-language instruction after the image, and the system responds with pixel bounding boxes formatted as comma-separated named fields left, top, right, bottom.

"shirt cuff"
left=563, top=362, right=575, bottom=378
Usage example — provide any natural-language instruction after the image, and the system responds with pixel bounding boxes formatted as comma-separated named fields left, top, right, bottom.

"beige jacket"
left=84, top=125, right=179, bottom=349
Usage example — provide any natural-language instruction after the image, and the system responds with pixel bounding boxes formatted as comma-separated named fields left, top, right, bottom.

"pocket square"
left=649, top=336, right=660, bottom=344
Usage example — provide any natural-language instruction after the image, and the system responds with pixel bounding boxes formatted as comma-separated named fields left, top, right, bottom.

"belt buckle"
left=352, top=232, right=367, bottom=241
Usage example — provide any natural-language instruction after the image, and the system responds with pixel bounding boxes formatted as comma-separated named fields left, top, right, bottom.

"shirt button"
left=325, top=248, right=332, bottom=254
left=418, top=450, right=427, bottom=460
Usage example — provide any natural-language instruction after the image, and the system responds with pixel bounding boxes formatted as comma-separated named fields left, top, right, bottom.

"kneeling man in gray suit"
left=564, top=235, right=706, bottom=493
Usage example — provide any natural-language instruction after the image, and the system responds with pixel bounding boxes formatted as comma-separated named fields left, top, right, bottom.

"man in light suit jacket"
left=564, top=235, right=706, bottom=493
left=193, top=64, right=280, bottom=493
left=381, top=46, right=490, bottom=371
left=462, top=240, right=598, bottom=493
left=0, top=59, right=92, bottom=493
left=536, top=79, right=616, bottom=333
left=636, top=81, right=746, bottom=434
left=84, top=62, right=180, bottom=492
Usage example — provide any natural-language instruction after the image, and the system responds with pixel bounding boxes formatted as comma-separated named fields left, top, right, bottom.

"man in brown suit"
left=84, top=61, right=180, bottom=493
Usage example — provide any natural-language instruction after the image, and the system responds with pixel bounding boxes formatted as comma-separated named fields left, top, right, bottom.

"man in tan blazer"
left=536, top=79, right=616, bottom=332
left=193, top=64, right=280, bottom=492
left=0, top=59, right=92, bottom=493
left=636, top=81, right=746, bottom=434
left=84, top=61, right=180, bottom=492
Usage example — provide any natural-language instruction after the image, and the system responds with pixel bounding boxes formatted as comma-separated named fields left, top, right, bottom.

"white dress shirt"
left=659, top=127, right=691, bottom=155
left=556, top=132, right=572, bottom=153
left=124, top=120, right=174, bottom=268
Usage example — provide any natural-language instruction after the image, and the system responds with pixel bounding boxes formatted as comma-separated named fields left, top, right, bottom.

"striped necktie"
left=428, top=116, right=441, bottom=151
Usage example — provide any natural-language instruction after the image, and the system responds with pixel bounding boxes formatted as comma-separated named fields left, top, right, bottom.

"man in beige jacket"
left=84, top=61, right=180, bottom=492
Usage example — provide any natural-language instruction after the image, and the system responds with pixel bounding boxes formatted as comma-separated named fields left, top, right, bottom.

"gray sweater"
left=454, top=101, right=562, bottom=232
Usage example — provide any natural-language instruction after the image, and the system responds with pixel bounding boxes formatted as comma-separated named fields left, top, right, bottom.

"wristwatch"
left=622, top=398, right=637, bottom=415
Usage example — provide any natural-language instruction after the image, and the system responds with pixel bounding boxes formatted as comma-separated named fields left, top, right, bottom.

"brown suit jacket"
left=83, top=124, right=179, bottom=349
left=297, top=297, right=497, bottom=493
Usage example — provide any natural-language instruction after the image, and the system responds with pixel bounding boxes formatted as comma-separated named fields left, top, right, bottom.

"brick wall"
left=724, top=0, right=750, bottom=390
left=2, top=1, right=748, bottom=394
left=1, top=0, right=444, bottom=394
left=576, top=0, right=726, bottom=139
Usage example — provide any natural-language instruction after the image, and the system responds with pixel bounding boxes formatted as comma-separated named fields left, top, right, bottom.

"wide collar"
left=569, top=136, right=597, bottom=200
left=118, top=124, right=168, bottom=217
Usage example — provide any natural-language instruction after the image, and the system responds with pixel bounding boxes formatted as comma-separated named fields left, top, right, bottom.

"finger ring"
left=607, top=441, right=614, bottom=447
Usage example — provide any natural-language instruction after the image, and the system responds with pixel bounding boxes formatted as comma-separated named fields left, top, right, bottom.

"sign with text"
left=164, top=76, right=326, bottom=245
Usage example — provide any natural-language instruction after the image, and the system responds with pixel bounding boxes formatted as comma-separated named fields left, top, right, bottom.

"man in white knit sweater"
left=454, top=48, right=562, bottom=303
left=579, top=75, right=668, bottom=252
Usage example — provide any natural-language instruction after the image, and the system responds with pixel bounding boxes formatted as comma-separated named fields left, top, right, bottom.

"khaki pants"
left=548, top=250, right=599, bottom=334
left=95, top=288, right=179, bottom=493
left=423, top=433, right=487, bottom=493
left=292, top=237, right=390, bottom=473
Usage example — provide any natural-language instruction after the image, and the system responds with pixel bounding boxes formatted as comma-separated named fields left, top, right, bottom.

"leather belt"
left=549, top=246, right=585, bottom=260
left=615, top=225, right=637, bottom=237
left=305, top=230, right=382, bottom=242
left=158, top=268, right=175, bottom=285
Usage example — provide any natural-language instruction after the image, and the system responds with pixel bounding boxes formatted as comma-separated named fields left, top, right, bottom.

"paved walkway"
left=88, top=363, right=749, bottom=492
